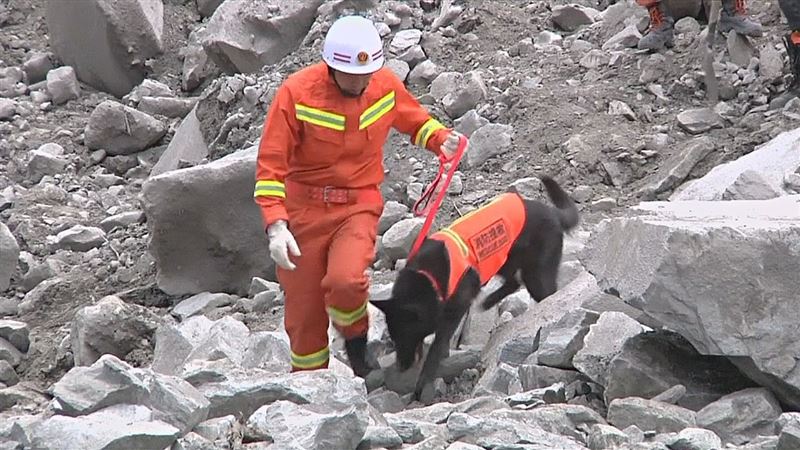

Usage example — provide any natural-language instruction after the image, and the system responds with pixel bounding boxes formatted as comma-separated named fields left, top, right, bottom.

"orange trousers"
left=637, top=0, right=660, bottom=7
left=277, top=194, right=382, bottom=372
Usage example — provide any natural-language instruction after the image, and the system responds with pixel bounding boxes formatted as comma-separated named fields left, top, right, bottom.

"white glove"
left=439, top=131, right=462, bottom=160
left=267, top=220, right=301, bottom=271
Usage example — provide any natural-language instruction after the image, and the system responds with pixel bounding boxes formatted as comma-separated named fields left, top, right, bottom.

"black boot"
left=637, top=3, right=675, bottom=51
left=345, top=335, right=372, bottom=378
left=719, top=0, right=763, bottom=37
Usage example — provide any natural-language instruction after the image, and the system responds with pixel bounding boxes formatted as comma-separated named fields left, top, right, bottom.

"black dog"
left=370, top=176, right=579, bottom=399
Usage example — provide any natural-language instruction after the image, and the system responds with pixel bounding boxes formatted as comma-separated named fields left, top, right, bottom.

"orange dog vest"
left=427, top=192, right=526, bottom=300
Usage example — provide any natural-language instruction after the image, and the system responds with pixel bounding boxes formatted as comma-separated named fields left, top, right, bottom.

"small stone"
left=99, top=211, right=145, bottom=232
left=46, top=66, right=81, bottom=105
left=408, top=60, right=439, bottom=86
left=674, top=17, right=701, bottom=35
left=454, top=110, right=489, bottom=138
left=390, top=29, right=423, bottom=55
left=137, top=96, right=198, bottom=119
left=0, top=360, right=18, bottom=386
left=677, top=108, right=723, bottom=135
left=551, top=5, right=594, bottom=32
left=507, top=177, right=542, bottom=200
left=28, top=143, right=68, bottom=183
left=640, top=54, right=668, bottom=84
left=666, top=427, right=722, bottom=450
left=386, top=59, right=410, bottom=82
left=0, top=320, right=31, bottom=353
left=603, top=24, right=642, bottom=50
left=608, top=100, right=636, bottom=120
left=51, top=225, right=106, bottom=252
left=0, top=98, right=16, bottom=120
left=535, top=30, right=562, bottom=46
left=580, top=49, right=610, bottom=70
left=23, top=52, right=55, bottom=84
left=588, top=423, right=630, bottom=449
left=591, top=197, right=617, bottom=211
left=172, top=292, right=235, bottom=321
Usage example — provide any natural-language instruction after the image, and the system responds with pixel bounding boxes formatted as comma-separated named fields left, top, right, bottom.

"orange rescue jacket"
left=254, top=62, right=451, bottom=226
left=430, top=193, right=527, bottom=300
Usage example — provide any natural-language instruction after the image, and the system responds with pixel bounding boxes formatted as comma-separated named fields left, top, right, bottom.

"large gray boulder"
left=45, top=0, right=164, bottom=97
left=197, top=368, right=368, bottom=421
left=672, top=126, right=800, bottom=200
left=604, top=329, right=757, bottom=411
left=201, top=0, right=325, bottom=74
left=142, top=146, right=275, bottom=296
left=582, top=195, right=800, bottom=409
left=25, top=404, right=180, bottom=450
left=50, top=354, right=210, bottom=434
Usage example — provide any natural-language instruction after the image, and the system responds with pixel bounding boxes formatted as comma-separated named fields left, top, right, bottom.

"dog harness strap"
left=432, top=192, right=527, bottom=298
left=416, top=269, right=444, bottom=302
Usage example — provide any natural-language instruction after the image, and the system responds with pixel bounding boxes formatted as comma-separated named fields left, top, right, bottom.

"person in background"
left=780, top=0, right=800, bottom=90
left=637, top=0, right=762, bottom=51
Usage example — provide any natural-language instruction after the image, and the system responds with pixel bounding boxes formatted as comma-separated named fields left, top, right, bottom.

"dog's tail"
left=541, top=176, right=579, bottom=231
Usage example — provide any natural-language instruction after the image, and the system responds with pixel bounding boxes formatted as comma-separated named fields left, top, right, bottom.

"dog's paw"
left=413, top=380, right=425, bottom=401
left=416, top=382, right=438, bottom=405
left=415, top=377, right=437, bottom=401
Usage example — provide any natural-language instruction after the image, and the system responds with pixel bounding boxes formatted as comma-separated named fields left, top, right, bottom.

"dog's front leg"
left=414, top=315, right=463, bottom=402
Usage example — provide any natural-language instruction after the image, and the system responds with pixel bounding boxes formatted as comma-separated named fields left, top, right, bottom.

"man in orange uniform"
left=253, top=15, right=461, bottom=376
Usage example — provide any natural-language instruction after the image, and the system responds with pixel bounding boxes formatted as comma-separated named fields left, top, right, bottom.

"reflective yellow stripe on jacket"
left=437, top=228, right=469, bottom=258
left=254, top=180, right=285, bottom=198
left=414, top=118, right=446, bottom=148
left=291, top=346, right=330, bottom=369
left=295, top=104, right=346, bottom=131
left=359, top=91, right=396, bottom=130
left=327, top=301, right=368, bottom=327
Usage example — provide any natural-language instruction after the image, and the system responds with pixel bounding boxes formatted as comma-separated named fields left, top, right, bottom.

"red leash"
left=408, top=134, right=468, bottom=259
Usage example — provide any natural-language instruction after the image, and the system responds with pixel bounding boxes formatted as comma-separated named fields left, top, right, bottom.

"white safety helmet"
left=322, top=15, right=385, bottom=75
